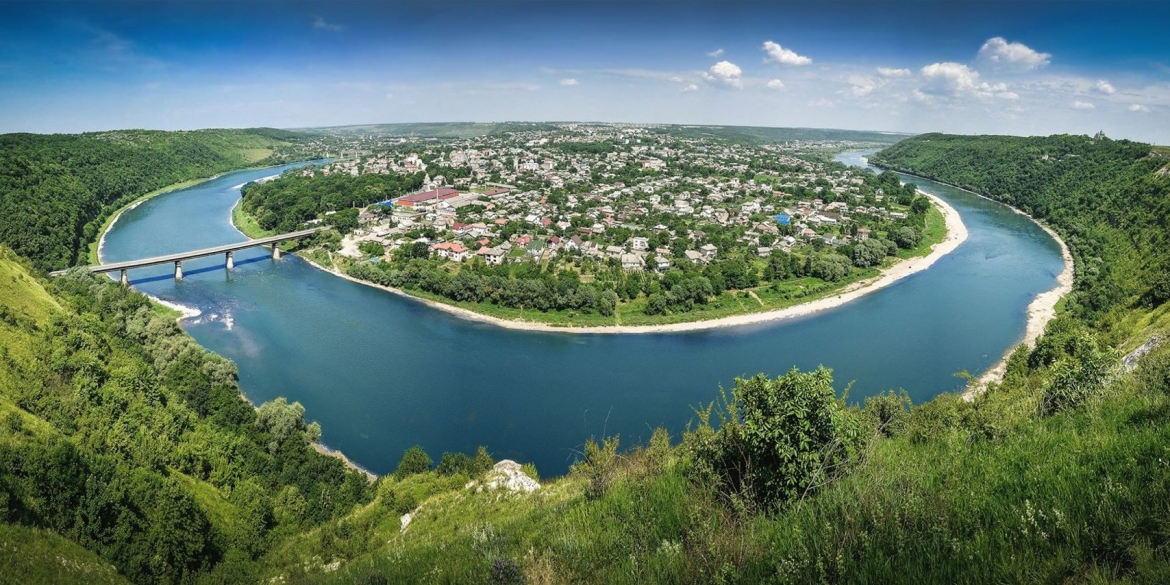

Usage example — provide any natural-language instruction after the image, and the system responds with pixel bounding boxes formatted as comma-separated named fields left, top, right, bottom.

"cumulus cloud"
left=847, top=75, right=875, bottom=97
left=559, top=78, right=578, bottom=86
left=707, top=48, right=724, bottom=58
left=762, top=41, right=811, bottom=66
left=877, top=67, right=912, bottom=78
left=1128, top=104, right=1150, bottom=112
left=312, top=16, right=344, bottom=32
left=919, top=62, right=1016, bottom=100
left=703, top=61, right=743, bottom=88
left=680, top=83, right=699, bottom=93
left=766, top=78, right=785, bottom=90
left=1094, top=79, right=1116, bottom=94
left=1072, top=100, right=1095, bottom=110
left=977, top=37, right=1051, bottom=71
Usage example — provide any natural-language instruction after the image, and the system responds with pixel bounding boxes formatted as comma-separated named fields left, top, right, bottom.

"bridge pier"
left=226, top=251, right=234, bottom=270
left=272, top=246, right=281, bottom=260
left=174, top=261, right=183, bottom=281
left=119, top=269, right=128, bottom=286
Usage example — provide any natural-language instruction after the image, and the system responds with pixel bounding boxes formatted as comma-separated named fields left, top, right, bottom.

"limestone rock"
left=483, top=460, right=540, bottom=493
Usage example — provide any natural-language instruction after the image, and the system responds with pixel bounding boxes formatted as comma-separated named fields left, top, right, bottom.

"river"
left=99, top=151, right=1065, bottom=476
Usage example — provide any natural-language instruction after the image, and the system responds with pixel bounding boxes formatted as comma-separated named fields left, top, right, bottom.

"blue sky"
left=2, top=1, right=1169, bottom=143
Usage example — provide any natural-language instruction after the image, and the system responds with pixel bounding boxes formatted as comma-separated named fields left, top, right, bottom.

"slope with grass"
left=0, top=247, right=375, bottom=583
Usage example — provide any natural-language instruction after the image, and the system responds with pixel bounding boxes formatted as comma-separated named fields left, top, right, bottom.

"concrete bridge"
left=50, top=227, right=325, bottom=283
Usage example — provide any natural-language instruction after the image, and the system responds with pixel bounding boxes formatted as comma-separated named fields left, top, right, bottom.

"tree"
left=256, top=397, right=320, bottom=451
left=892, top=226, right=921, bottom=249
left=851, top=238, right=887, bottom=268
left=810, top=254, right=851, bottom=282
left=394, top=445, right=433, bottom=480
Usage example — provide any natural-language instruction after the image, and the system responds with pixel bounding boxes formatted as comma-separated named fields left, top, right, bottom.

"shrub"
left=863, top=389, right=912, bottom=438
left=393, top=445, right=432, bottom=480
left=1040, top=334, right=1112, bottom=415
left=578, top=435, right=620, bottom=501
left=691, top=367, right=860, bottom=510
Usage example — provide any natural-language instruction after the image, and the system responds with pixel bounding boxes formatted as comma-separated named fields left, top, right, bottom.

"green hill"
left=0, top=128, right=316, bottom=271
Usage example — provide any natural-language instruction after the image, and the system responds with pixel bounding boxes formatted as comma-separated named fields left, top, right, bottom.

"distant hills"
left=293, top=121, right=913, bottom=144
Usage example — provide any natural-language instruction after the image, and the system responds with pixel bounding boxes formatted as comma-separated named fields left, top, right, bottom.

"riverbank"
left=866, top=168, right=1076, bottom=397
left=282, top=193, right=967, bottom=334
left=91, top=175, right=225, bottom=265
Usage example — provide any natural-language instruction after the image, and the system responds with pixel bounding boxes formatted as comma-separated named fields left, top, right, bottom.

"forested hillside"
left=0, top=246, right=373, bottom=583
left=0, top=128, right=314, bottom=271
left=871, top=133, right=1170, bottom=332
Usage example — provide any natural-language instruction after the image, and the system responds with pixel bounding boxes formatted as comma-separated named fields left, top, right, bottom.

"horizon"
left=2, top=0, right=1168, bottom=143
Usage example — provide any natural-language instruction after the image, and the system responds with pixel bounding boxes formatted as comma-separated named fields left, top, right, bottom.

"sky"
left=2, top=0, right=1169, bottom=143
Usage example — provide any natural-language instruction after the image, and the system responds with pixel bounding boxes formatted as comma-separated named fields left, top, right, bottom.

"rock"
left=400, top=512, right=412, bottom=532
left=482, top=460, right=541, bottom=493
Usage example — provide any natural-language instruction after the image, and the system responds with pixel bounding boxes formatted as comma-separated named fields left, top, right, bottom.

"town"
left=239, top=123, right=939, bottom=325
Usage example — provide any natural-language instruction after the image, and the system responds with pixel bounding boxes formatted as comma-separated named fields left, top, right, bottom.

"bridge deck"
left=49, top=227, right=324, bottom=276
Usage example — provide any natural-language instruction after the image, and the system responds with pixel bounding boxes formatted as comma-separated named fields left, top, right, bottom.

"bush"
left=691, top=367, right=860, bottom=510
left=862, top=389, right=912, bottom=438
left=1040, top=334, right=1112, bottom=415
left=393, top=445, right=432, bottom=480
left=578, top=436, right=620, bottom=501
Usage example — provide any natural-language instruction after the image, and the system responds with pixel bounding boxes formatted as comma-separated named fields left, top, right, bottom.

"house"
left=857, top=227, right=871, bottom=241
left=620, top=253, right=644, bottom=271
left=630, top=236, right=649, bottom=251
left=566, top=236, right=582, bottom=251
left=476, top=246, right=507, bottom=265
left=431, top=242, right=470, bottom=262
left=774, top=213, right=792, bottom=225
left=605, top=245, right=625, bottom=259
left=685, top=250, right=704, bottom=264
left=653, top=255, right=671, bottom=271
left=757, top=247, right=772, bottom=258
left=699, top=243, right=718, bottom=259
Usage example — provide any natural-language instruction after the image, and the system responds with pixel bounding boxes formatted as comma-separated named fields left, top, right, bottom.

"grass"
left=0, top=523, right=127, bottom=585
left=895, top=204, right=947, bottom=260
left=232, top=201, right=277, bottom=239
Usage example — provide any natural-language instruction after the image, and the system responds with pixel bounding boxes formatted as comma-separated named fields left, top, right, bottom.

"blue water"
left=100, top=152, right=1064, bottom=475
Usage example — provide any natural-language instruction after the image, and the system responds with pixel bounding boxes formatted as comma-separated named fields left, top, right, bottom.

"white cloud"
left=919, top=62, right=1016, bottom=100
left=707, top=48, right=724, bottom=58
left=762, top=41, right=812, bottom=66
left=877, top=67, right=912, bottom=78
left=808, top=98, right=834, bottom=107
left=703, top=61, right=743, bottom=88
left=1094, top=79, right=1116, bottom=94
left=1072, top=100, right=1095, bottom=110
left=1129, top=104, right=1150, bottom=112
left=312, top=16, right=344, bottom=32
left=559, top=78, right=578, bottom=86
left=977, top=37, right=1051, bottom=71
left=920, top=62, right=984, bottom=93
left=765, top=78, right=785, bottom=90
left=848, top=75, right=875, bottom=96
left=680, top=84, right=699, bottom=93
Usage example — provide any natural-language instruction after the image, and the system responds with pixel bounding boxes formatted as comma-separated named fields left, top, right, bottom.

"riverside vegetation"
left=1, top=128, right=1169, bottom=583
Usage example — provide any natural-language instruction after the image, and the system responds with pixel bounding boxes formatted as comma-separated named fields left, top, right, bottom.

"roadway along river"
left=100, top=151, right=1065, bottom=476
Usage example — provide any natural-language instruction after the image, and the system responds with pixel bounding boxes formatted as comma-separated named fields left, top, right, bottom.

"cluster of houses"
left=317, top=125, right=912, bottom=271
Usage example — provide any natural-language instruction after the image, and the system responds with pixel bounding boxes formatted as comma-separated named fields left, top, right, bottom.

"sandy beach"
left=299, top=193, right=969, bottom=335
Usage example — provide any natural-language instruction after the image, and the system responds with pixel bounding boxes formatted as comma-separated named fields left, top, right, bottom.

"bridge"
left=49, top=228, right=325, bottom=283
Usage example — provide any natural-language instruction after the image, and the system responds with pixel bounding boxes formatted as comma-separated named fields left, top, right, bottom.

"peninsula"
left=233, top=124, right=956, bottom=331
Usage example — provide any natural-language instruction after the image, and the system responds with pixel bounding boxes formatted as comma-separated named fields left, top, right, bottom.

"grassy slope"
left=0, top=523, right=127, bottom=585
